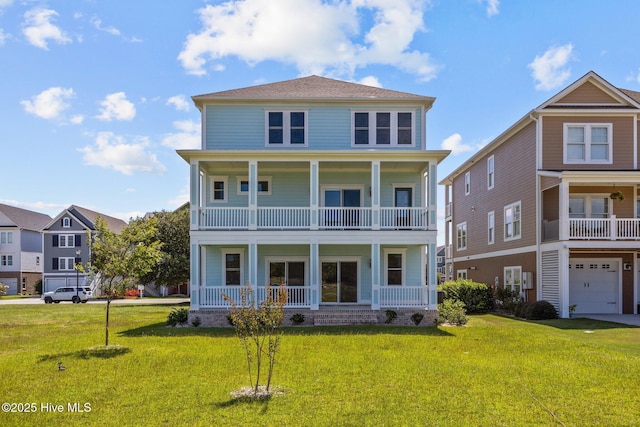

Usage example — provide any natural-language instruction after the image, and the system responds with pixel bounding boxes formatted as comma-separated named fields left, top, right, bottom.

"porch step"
left=313, top=310, right=378, bottom=326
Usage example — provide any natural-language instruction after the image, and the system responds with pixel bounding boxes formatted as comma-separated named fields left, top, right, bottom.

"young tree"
left=88, top=216, right=163, bottom=346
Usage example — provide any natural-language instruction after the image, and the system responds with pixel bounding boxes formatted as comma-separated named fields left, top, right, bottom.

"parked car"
left=42, top=287, right=92, bottom=304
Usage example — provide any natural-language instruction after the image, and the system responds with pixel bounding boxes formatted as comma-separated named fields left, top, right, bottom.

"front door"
left=321, top=261, right=358, bottom=303
left=323, top=188, right=361, bottom=227
left=395, top=187, right=413, bottom=227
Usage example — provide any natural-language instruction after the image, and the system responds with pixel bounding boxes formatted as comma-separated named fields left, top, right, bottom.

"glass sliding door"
left=268, top=260, right=307, bottom=305
left=322, top=188, right=361, bottom=228
left=321, top=261, right=358, bottom=303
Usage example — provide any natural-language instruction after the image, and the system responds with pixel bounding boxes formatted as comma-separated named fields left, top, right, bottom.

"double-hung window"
left=504, top=201, right=521, bottom=241
left=266, top=111, right=307, bottom=146
left=352, top=111, right=414, bottom=146
left=59, top=234, right=75, bottom=248
left=0, top=232, right=12, bottom=244
left=1, top=255, right=13, bottom=266
left=456, top=222, right=467, bottom=250
left=464, top=172, right=471, bottom=195
left=210, top=176, right=227, bottom=203
left=504, top=266, right=522, bottom=294
left=222, top=249, right=244, bottom=286
left=57, top=257, right=75, bottom=271
left=488, top=211, right=495, bottom=244
left=564, top=123, right=612, bottom=164
left=383, top=249, right=406, bottom=286
left=487, top=155, right=494, bottom=189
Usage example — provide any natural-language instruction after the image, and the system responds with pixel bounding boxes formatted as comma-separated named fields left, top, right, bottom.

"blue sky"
left=2, top=0, right=640, bottom=232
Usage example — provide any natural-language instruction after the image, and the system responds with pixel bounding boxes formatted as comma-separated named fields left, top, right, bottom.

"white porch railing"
left=380, top=286, right=428, bottom=307
left=199, top=286, right=311, bottom=308
left=569, top=216, right=640, bottom=240
left=199, top=207, right=431, bottom=230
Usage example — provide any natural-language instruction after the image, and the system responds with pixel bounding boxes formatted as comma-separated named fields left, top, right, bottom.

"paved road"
left=0, top=297, right=190, bottom=305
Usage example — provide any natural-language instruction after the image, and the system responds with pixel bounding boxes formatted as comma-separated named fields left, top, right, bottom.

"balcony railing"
left=199, top=207, right=430, bottom=230
left=568, top=216, right=640, bottom=240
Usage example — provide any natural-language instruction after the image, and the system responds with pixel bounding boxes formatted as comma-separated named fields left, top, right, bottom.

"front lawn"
left=0, top=304, right=638, bottom=426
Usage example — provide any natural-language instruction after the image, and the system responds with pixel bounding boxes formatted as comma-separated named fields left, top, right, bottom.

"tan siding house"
left=441, top=71, right=640, bottom=317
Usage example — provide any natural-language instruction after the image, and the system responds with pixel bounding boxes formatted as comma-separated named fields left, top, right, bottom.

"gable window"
left=209, top=176, right=227, bottom=203
left=352, top=111, right=414, bottom=146
left=222, top=249, right=244, bottom=286
left=383, top=249, right=407, bottom=286
left=456, top=222, right=467, bottom=250
left=266, top=111, right=307, bottom=146
left=487, top=155, right=494, bottom=189
left=237, top=176, right=272, bottom=195
left=564, top=123, right=612, bottom=164
left=62, top=217, right=71, bottom=228
left=504, top=266, right=522, bottom=294
left=1, top=255, right=13, bottom=266
left=504, top=201, right=521, bottom=241
left=488, top=211, right=495, bottom=244
left=464, top=172, right=470, bottom=195
left=0, top=232, right=12, bottom=244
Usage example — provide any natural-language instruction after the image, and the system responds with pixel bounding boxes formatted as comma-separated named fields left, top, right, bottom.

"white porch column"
left=310, top=241, right=319, bottom=310
left=371, top=242, right=380, bottom=309
left=248, top=241, right=258, bottom=290
left=310, top=161, right=319, bottom=230
left=190, top=242, right=200, bottom=309
left=249, top=160, right=258, bottom=230
left=190, top=161, right=201, bottom=231
left=559, top=180, right=569, bottom=241
left=371, top=160, right=380, bottom=230
left=429, top=163, right=438, bottom=228
left=427, top=243, right=437, bottom=309
left=559, top=246, right=570, bottom=318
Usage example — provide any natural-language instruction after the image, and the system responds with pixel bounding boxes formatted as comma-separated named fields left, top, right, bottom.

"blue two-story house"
left=178, top=76, right=449, bottom=325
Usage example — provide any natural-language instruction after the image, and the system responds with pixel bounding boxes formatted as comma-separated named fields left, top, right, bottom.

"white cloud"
left=357, top=75, right=382, bottom=88
left=168, top=179, right=190, bottom=208
left=161, top=120, right=201, bottom=149
left=178, top=0, right=439, bottom=82
left=96, top=92, right=136, bottom=121
left=79, top=132, right=167, bottom=175
left=0, top=29, right=7, bottom=45
left=70, top=114, right=84, bottom=125
left=528, top=44, right=574, bottom=91
left=167, top=95, right=191, bottom=112
left=485, top=0, right=499, bottom=17
left=21, top=87, right=74, bottom=119
left=90, top=16, right=121, bottom=36
left=440, top=133, right=479, bottom=155
left=22, top=8, right=71, bottom=50
left=0, top=0, right=14, bottom=8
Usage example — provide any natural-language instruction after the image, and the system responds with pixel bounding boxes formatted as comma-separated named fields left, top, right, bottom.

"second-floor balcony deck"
left=198, top=206, right=431, bottom=230
left=543, top=216, right=640, bottom=241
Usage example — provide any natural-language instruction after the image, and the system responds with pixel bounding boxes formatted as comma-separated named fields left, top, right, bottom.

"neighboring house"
left=178, top=75, right=449, bottom=325
left=0, top=204, right=52, bottom=295
left=436, top=245, right=447, bottom=283
left=440, top=71, right=640, bottom=318
left=42, top=205, right=127, bottom=293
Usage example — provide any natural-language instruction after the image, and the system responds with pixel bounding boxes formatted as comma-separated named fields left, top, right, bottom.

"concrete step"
left=313, top=310, right=378, bottom=326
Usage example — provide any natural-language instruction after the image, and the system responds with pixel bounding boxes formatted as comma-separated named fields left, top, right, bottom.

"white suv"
left=42, top=287, right=93, bottom=304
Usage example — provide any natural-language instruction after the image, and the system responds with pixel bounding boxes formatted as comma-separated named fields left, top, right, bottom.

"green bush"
left=439, top=279, right=493, bottom=313
left=167, top=307, right=189, bottom=326
left=385, top=310, right=397, bottom=324
left=438, top=300, right=468, bottom=326
left=513, top=301, right=529, bottom=318
left=494, top=287, right=523, bottom=314
left=525, top=300, right=558, bottom=320
left=290, top=313, right=305, bottom=325
left=411, top=312, right=424, bottom=325
left=0, top=283, right=7, bottom=297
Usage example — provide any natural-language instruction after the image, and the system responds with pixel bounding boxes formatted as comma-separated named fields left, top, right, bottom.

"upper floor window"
left=62, top=217, right=71, bottom=228
left=1, top=255, right=13, bottom=266
left=488, top=211, right=495, bottom=245
left=464, top=172, right=471, bottom=195
left=58, top=235, right=76, bottom=248
left=564, top=123, right=612, bottom=164
left=487, top=155, right=494, bottom=189
left=210, top=176, right=227, bottom=203
left=266, top=111, right=307, bottom=146
left=0, top=231, right=13, bottom=244
left=504, top=201, right=521, bottom=241
left=352, top=111, right=414, bottom=146
left=456, top=222, right=467, bottom=250
left=569, top=195, right=609, bottom=219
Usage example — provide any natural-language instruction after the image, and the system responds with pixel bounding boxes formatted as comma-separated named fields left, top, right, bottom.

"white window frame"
left=487, top=155, right=494, bottom=190
left=351, top=110, right=415, bottom=147
left=221, top=248, right=244, bottom=286
left=236, top=176, right=272, bottom=195
left=1, top=255, right=13, bottom=266
left=265, top=256, right=309, bottom=287
left=0, top=231, right=13, bottom=244
left=464, top=171, right=471, bottom=195
left=569, top=194, right=611, bottom=219
left=504, top=201, right=521, bottom=241
left=58, top=257, right=75, bottom=271
left=504, top=266, right=522, bottom=294
left=209, top=176, right=228, bottom=204
left=563, top=123, right=613, bottom=164
left=383, top=248, right=407, bottom=286
left=265, top=110, right=309, bottom=147
left=488, top=211, right=495, bottom=245
left=456, top=222, right=467, bottom=250
left=457, top=270, right=468, bottom=280
left=59, top=234, right=75, bottom=248
left=62, top=217, right=71, bottom=228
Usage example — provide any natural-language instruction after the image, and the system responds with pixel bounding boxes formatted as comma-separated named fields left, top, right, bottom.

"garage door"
left=1, top=278, right=18, bottom=295
left=569, top=259, right=619, bottom=314
left=44, top=278, right=67, bottom=293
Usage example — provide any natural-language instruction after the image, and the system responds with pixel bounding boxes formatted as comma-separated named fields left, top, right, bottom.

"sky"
left=2, top=0, right=640, bottom=240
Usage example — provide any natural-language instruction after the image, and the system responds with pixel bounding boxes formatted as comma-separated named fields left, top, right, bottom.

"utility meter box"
left=522, top=272, right=534, bottom=290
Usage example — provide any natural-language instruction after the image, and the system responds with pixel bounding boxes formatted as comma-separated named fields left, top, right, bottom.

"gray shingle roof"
left=0, top=203, right=52, bottom=231
left=70, top=205, right=127, bottom=233
left=193, top=75, right=435, bottom=104
left=619, top=88, right=640, bottom=105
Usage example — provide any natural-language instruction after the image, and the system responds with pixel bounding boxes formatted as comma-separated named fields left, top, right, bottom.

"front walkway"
left=580, top=314, right=640, bottom=326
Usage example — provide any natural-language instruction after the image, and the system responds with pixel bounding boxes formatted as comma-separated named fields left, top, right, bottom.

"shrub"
left=385, top=310, right=397, bottom=324
left=167, top=307, right=189, bottom=326
left=439, top=279, right=493, bottom=313
left=290, top=313, right=305, bottom=325
left=513, top=301, right=529, bottom=318
left=0, top=283, right=7, bottom=297
left=494, top=287, right=523, bottom=315
left=525, top=300, right=558, bottom=320
left=438, top=299, right=468, bottom=326
left=191, top=316, right=202, bottom=327
left=410, top=312, right=424, bottom=325
left=125, top=289, right=139, bottom=297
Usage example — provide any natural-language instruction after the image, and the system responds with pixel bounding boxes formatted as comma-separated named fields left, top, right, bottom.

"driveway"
left=580, top=314, right=640, bottom=327
left=0, top=296, right=189, bottom=305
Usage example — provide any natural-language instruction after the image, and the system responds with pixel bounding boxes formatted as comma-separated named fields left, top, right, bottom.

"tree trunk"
left=105, top=298, right=111, bottom=347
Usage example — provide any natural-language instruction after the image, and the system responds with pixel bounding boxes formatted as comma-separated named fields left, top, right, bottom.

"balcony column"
left=190, top=160, right=201, bottom=230
left=249, top=161, right=258, bottom=230
left=429, top=163, right=438, bottom=228
left=610, top=215, right=617, bottom=240
left=427, top=243, right=437, bottom=309
left=310, top=241, right=319, bottom=310
left=371, top=160, right=380, bottom=230
left=310, top=161, right=319, bottom=230
left=371, top=242, right=380, bottom=309
left=559, top=180, right=569, bottom=241
left=190, top=242, right=201, bottom=310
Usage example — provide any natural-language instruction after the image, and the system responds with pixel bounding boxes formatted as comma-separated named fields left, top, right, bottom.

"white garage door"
left=1, top=278, right=18, bottom=295
left=44, top=278, right=67, bottom=293
left=569, top=259, right=619, bottom=314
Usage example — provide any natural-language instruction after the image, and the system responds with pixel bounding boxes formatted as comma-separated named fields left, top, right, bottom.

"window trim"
left=488, top=211, right=495, bottom=245
left=62, top=217, right=71, bottom=228
left=383, top=248, right=407, bottom=286
left=563, top=123, right=613, bottom=164
left=58, top=257, right=75, bottom=271
left=504, top=201, right=522, bottom=241
left=351, top=110, right=415, bottom=147
left=569, top=194, right=611, bottom=219
left=209, top=176, right=228, bottom=204
left=504, top=266, right=522, bottom=294
left=1, top=254, right=13, bottom=266
left=456, top=222, right=467, bottom=250
left=236, top=176, right=272, bottom=196
left=0, top=231, right=13, bottom=244
left=457, top=270, right=468, bottom=280
left=58, top=234, right=76, bottom=248
left=464, top=171, right=471, bottom=195
left=265, top=256, right=309, bottom=287
left=221, top=248, right=244, bottom=287
left=265, top=110, right=309, bottom=147
left=487, top=155, right=495, bottom=190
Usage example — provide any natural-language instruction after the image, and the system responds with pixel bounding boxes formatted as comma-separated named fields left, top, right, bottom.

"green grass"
left=0, top=305, right=639, bottom=426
